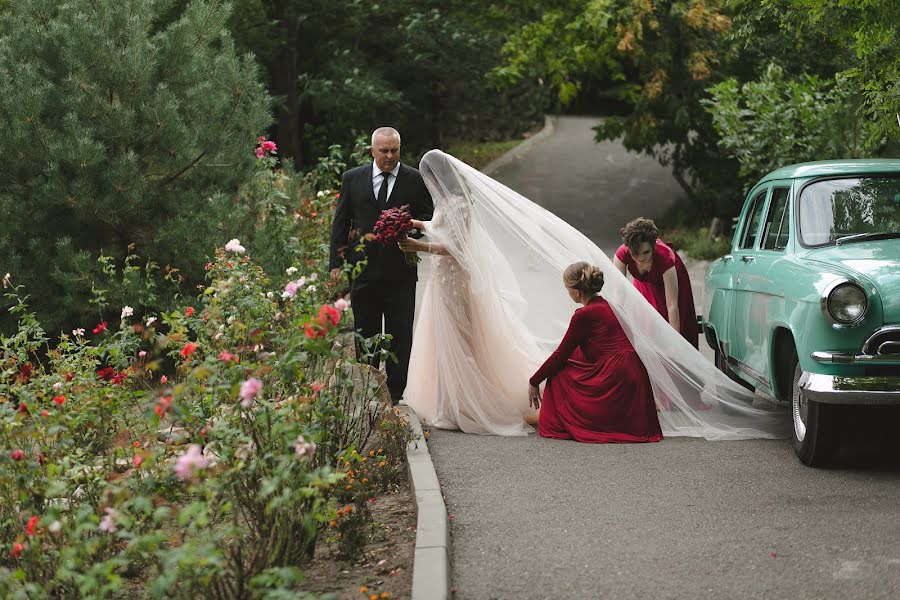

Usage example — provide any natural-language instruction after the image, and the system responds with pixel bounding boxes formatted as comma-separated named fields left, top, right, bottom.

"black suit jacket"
left=329, top=163, right=434, bottom=283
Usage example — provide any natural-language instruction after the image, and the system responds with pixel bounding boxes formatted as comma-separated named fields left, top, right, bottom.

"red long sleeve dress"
left=615, top=240, right=698, bottom=348
left=530, top=296, right=663, bottom=443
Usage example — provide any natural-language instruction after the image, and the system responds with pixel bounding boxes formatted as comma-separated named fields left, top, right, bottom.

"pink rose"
left=239, top=377, right=263, bottom=408
left=174, top=444, right=209, bottom=481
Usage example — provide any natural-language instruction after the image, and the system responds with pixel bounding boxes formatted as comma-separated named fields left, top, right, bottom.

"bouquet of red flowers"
left=373, top=204, right=420, bottom=265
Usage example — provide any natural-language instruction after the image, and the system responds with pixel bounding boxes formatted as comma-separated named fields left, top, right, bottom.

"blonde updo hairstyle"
left=563, top=261, right=604, bottom=296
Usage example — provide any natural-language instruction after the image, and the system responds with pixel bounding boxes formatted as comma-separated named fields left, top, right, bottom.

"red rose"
left=52, top=395, right=65, bottom=406
left=18, top=362, right=33, bottom=381
left=180, top=343, right=198, bottom=358
left=97, top=367, right=116, bottom=381
left=10, top=449, right=24, bottom=461
left=25, top=516, right=38, bottom=536
left=304, top=324, right=326, bottom=339
left=11, top=542, right=24, bottom=559
left=185, top=307, right=195, bottom=317
left=93, top=321, right=108, bottom=334
left=317, top=304, right=341, bottom=328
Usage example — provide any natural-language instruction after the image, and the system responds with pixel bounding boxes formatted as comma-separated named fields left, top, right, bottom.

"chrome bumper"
left=799, top=371, right=900, bottom=405
left=811, top=351, right=900, bottom=365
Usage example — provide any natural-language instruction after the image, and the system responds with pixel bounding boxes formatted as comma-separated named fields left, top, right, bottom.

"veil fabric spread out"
left=404, top=150, right=789, bottom=440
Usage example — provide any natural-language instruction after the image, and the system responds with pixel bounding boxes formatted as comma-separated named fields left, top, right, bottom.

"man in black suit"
left=329, top=127, right=434, bottom=403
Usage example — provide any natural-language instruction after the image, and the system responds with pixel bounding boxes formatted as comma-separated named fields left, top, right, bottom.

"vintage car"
left=702, top=159, right=900, bottom=466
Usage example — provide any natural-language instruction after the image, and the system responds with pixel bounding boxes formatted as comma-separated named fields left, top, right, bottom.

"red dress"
left=530, top=296, right=663, bottom=443
left=615, top=240, right=698, bottom=348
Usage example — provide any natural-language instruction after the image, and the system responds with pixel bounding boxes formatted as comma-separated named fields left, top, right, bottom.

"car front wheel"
left=790, top=359, right=838, bottom=466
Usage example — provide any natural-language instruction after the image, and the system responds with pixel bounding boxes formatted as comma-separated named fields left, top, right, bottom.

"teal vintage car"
left=702, top=159, right=900, bottom=466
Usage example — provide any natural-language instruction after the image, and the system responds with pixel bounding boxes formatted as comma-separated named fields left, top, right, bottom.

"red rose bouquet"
left=373, top=204, right=420, bottom=265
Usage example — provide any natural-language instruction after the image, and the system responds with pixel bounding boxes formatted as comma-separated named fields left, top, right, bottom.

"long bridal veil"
left=415, top=149, right=788, bottom=440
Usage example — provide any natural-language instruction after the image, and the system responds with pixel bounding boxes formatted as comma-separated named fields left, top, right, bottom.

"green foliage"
left=498, top=0, right=900, bottom=219
left=665, top=226, right=732, bottom=261
left=705, top=64, right=883, bottom=187
left=0, top=0, right=271, bottom=336
left=0, top=233, right=412, bottom=597
left=729, top=0, right=900, bottom=149
left=446, top=140, right=526, bottom=170
left=496, top=0, right=742, bottom=214
left=224, top=0, right=545, bottom=165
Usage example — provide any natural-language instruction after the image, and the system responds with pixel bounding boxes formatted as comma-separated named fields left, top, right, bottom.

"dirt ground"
left=300, top=473, right=416, bottom=600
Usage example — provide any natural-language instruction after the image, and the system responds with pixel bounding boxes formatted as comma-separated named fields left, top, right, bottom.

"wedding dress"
left=403, top=150, right=788, bottom=440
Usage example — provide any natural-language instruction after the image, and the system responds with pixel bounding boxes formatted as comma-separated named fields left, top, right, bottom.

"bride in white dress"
left=399, top=155, right=540, bottom=435
left=399, top=150, right=787, bottom=440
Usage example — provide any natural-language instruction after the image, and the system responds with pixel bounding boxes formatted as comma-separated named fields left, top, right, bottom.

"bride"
left=399, top=150, right=787, bottom=440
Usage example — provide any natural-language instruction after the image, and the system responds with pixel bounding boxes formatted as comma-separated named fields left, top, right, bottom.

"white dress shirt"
left=372, top=162, right=401, bottom=202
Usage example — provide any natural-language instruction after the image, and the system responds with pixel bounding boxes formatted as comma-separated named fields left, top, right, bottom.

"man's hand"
left=330, top=268, right=342, bottom=282
left=528, top=384, right=541, bottom=409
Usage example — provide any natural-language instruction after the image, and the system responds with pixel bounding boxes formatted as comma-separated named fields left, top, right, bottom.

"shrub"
left=0, top=0, right=271, bottom=335
left=0, top=229, right=411, bottom=597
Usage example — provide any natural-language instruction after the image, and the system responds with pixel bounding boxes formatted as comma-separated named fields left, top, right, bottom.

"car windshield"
left=799, top=176, right=900, bottom=246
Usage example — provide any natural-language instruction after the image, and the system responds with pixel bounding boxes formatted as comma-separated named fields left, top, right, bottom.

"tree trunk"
left=269, top=1, right=302, bottom=164
left=428, top=91, right=442, bottom=148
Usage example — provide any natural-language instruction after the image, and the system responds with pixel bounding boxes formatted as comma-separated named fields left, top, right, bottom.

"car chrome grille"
left=862, top=326, right=900, bottom=356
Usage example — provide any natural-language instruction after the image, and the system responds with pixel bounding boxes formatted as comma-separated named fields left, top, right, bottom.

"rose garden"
left=2, top=135, right=419, bottom=598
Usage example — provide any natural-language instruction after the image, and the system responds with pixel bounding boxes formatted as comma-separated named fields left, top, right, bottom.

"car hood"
left=804, top=240, right=900, bottom=319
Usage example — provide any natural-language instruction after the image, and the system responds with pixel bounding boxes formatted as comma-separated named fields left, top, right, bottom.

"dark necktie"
left=377, top=171, right=391, bottom=205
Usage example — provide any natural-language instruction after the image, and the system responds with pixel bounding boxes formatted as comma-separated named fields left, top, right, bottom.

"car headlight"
left=822, top=281, right=868, bottom=324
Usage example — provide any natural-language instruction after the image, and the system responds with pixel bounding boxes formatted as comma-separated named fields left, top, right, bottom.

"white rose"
left=224, top=238, right=246, bottom=253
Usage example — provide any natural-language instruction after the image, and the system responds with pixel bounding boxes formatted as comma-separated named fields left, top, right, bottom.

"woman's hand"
left=398, top=238, right=427, bottom=253
left=528, top=384, right=542, bottom=409
left=410, top=219, right=426, bottom=230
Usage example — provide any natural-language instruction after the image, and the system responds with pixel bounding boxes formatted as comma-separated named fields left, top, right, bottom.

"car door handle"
left=740, top=256, right=756, bottom=263
left=722, top=255, right=733, bottom=263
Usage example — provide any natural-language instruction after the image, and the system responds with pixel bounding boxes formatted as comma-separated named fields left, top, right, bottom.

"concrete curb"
left=480, top=114, right=556, bottom=176
left=398, top=405, right=451, bottom=600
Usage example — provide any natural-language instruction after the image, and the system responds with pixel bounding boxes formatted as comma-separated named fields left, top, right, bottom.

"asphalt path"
left=423, top=116, right=900, bottom=599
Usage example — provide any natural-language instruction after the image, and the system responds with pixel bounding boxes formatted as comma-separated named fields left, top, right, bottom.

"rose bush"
left=0, top=142, right=412, bottom=598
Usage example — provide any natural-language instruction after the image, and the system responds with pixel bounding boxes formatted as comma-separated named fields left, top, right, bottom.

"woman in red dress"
left=613, top=218, right=698, bottom=348
left=528, top=262, right=663, bottom=443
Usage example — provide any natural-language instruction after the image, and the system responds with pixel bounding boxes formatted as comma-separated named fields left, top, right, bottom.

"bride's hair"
left=563, top=262, right=604, bottom=295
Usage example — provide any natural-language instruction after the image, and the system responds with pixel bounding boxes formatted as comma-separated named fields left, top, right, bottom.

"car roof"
left=760, top=159, right=900, bottom=183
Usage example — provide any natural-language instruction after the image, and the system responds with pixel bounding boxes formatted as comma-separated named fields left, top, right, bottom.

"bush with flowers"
left=0, top=140, right=412, bottom=598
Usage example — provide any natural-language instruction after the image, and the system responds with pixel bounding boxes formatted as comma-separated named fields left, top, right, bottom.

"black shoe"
left=389, top=392, right=403, bottom=405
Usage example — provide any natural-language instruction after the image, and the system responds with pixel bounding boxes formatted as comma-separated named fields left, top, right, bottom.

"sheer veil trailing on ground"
left=413, top=149, right=788, bottom=440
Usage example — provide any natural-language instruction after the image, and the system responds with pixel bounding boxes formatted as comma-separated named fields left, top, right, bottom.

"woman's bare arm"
left=662, top=266, right=681, bottom=331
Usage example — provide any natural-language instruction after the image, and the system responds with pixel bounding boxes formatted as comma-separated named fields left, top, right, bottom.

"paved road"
left=486, top=115, right=685, bottom=254
left=424, top=116, right=900, bottom=599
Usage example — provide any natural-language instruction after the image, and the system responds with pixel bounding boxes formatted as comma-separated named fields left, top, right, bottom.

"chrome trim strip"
left=878, top=341, right=900, bottom=355
left=799, top=372, right=900, bottom=405
left=811, top=351, right=900, bottom=365
left=862, top=325, right=900, bottom=355
left=727, top=356, right=771, bottom=387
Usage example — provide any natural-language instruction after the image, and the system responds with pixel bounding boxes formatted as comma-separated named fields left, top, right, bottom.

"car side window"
left=739, top=190, right=768, bottom=250
left=762, top=187, right=790, bottom=251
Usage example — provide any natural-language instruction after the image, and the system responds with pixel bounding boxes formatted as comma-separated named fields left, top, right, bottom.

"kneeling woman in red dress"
left=528, top=262, right=663, bottom=443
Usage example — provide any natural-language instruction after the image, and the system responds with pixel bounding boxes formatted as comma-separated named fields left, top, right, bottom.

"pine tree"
left=0, top=0, right=270, bottom=334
